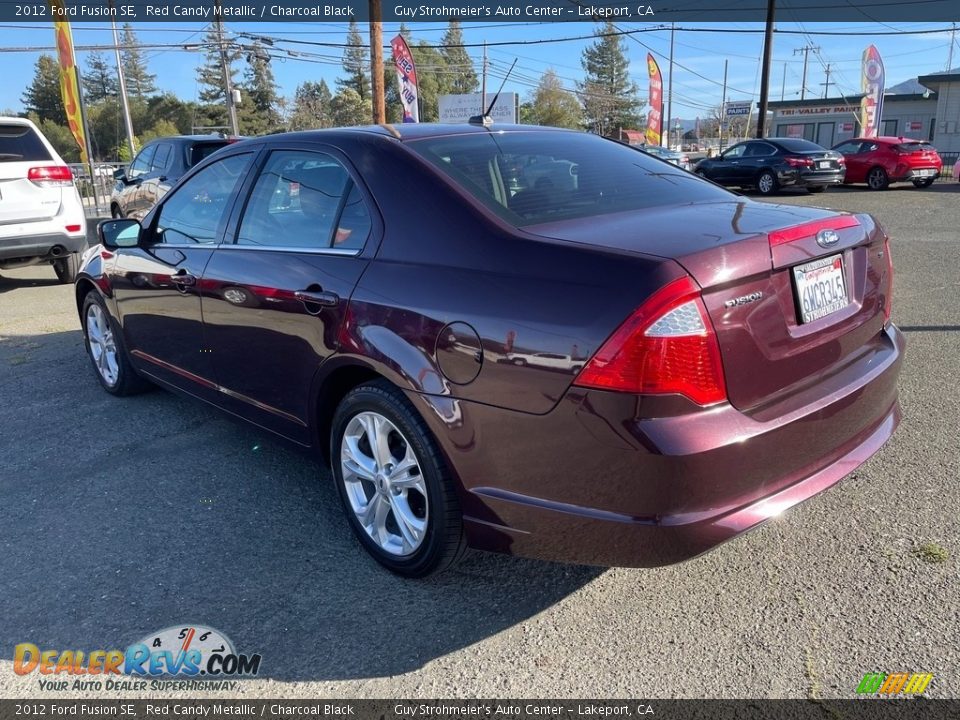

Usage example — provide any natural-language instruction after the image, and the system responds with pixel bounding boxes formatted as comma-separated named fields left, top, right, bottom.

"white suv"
left=0, top=117, right=87, bottom=283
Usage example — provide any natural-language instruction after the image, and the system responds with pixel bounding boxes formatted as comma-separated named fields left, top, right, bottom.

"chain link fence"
left=68, top=163, right=127, bottom=217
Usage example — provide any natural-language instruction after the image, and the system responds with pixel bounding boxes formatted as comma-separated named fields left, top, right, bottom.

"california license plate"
left=818, top=160, right=831, bottom=169
left=793, top=254, right=848, bottom=323
left=915, top=169, right=935, bottom=177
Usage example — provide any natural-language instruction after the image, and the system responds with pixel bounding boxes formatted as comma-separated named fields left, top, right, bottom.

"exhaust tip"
left=49, top=245, right=65, bottom=257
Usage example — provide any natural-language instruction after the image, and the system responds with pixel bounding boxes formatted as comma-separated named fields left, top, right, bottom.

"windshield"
left=895, top=142, right=931, bottom=152
left=407, top=131, right=730, bottom=227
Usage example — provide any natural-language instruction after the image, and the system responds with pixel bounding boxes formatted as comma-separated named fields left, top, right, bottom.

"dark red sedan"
left=77, top=125, right=903, bottom=577
left=832, top=136, right=942, bottom=189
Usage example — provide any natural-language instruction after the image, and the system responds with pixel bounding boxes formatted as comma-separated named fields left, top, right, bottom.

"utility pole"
left=780, top=62, right=787, bottom=101
left=109, top=4, right=135, bottom=161
left=756, top=0, right=775, bottom=138
left=481, top=41, right=488, bottom=111
left=948, top=22, right=956, bottom=71
left=793, top=44, right=819, bottom=100
left=719, top=58, right=728, bottom=152
left=820, top=64, right=834, bottom=98
left=369, top=0, right=384, bottom=123
left=214, top=0, right=239, bottom=136
left=665, top=22, right=675, bottom=148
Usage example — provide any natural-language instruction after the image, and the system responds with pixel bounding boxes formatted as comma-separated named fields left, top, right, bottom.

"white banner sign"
left=438, top=93, right=518, bottom=124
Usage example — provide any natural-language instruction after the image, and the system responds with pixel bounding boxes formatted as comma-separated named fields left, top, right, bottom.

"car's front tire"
left=81, top=291, right=152, bottom=396
left=867, top=167, right=889, bottom=190
left=53, top=252, right=80, bottom=284
left=330, top=380, right=467, bottom=577
left=756, top=170, right=779, bottom=195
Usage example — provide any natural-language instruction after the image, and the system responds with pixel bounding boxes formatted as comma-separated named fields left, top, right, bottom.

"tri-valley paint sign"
left=775, top=106, right=857, bottom=116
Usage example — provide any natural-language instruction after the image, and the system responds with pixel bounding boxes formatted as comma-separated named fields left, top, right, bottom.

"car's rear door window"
left=0, top=124, right=51, bottom=162
left=236, top=150, right=371, bottom=251
left=153, top=153, right=252, bottom=244
left=408, top=131, right=730, bottom=226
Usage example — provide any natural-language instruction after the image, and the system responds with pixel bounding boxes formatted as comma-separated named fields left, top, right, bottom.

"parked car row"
left=693, top=136, right=945, bottom=195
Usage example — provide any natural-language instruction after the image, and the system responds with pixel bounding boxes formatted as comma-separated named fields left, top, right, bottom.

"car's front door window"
left=127, top=145, right=156, bottom=180
left=722, top=145, right=745, bottom=160
left=153, top=153, right=253, bottom=245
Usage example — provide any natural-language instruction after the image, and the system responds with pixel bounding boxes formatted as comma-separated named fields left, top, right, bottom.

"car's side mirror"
left=99, top=218, right=141, bottom=249
left=113, top=168, right=127, bottom=181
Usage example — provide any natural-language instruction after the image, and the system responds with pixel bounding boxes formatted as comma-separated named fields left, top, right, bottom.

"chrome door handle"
left=170, top=271, right=196, bottom=286
left=294, top=289, right=339, bottom=307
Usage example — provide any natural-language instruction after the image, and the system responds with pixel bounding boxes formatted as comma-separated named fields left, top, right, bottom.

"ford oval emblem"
left=817, top=229, right=840, bottom=247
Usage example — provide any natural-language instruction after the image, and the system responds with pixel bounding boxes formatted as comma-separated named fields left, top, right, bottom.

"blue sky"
left=1, top=20, right=957, bottom=121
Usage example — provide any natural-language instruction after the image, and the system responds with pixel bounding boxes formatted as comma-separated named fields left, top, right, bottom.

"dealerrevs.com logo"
left=14, top=625, right=262, bottom=691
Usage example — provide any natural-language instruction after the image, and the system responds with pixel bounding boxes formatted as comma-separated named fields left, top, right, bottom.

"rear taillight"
left=784, top=156, right=813, bottom=168
left=28, top=165, right=73, bottom=187
left=837, top=156, right=846, bottom=165
left=882, top=236, right=893, bottom=325
left=573, top=276, right=727, bottom=406
left=768, top=215, right=860, bottom=248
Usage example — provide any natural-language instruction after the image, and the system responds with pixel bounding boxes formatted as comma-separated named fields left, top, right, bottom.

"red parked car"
left=78, top=125, right=902, bottom=576
left=832, top=136, right=942, bottom=190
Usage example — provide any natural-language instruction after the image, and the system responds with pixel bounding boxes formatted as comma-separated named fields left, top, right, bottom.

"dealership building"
left=766, top=67, right=960, bottom=152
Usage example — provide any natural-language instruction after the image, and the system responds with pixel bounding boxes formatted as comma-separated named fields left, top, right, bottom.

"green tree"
left=440, top=21, right=477, bottom=94
left=329, top=87, right=370, bottom=127
left=410, top=41, right=446, bottom=121
left=84, top=51, right=117, bottom=103
left=120, top=24, right=156, bottom=98
left=338, top=20, right=369, bottom=102
left=29, top=114, right=79, bottom=162
left=528, top=69, right=582, bottom=129
left=240, top=42, right=281, bottom=135
left=22, top=55, right=66, bottom=126
left=289, top=79, right=333, bottom=130
left=578, top=22, right=643, bottom=135
left=196, top=28, right=241, bottom=127
left=141, top=119, right=180, bottom=144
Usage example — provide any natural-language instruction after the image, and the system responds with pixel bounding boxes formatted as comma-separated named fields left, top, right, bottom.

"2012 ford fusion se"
left=76, top=124, right=903, bottom=577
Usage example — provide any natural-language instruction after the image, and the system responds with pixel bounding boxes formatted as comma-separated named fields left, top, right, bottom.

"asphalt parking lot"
left=1, top=182, right=958, bottom=699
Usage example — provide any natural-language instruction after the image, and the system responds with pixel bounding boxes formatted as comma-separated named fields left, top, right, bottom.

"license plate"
left=915, top=169, right=934, bottom=177
left=818, top=160, right=831, bottom=169
left=793, top=254, right=848, bottom=324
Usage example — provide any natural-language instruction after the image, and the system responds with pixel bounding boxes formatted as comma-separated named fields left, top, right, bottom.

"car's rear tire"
left=807, top=185, right=827, bottom=193
left=81, top=291, right=153, bottom=396
left=330, top=380, right=467, bottom=578
left=912, top=177, right=935, bottom=188
left=756, top=170, right=779, bottom=195
left=867, top=167, right=889, bottom=190
left=53, top=252, right=80, bottom=284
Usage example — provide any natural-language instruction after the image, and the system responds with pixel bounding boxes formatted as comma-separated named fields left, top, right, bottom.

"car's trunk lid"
left=0, top=161, right=63, bottom=225
left=526, top=200, right=889, bottom=414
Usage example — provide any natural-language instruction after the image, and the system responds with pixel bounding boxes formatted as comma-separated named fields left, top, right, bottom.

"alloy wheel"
left=868, top=168, right=887, bottom=190
left=340, top=411, right=428, bottom=557
left=86, top=304, right=119, bottom=386
left=758, top=173, right=775, bottom=194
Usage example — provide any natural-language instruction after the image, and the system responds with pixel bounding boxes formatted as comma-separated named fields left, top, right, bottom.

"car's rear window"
left=775, top=138, right=825, bottom=153
left=188, top=141, right=228, bottom=167
left=894, top=141, right=931, bottom=152
left=0, top=123, right=51, bottom=162
left=407, top=131, right=730, bottom=227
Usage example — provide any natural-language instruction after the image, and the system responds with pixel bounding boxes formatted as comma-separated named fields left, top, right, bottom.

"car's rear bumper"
left=781, top=169, right=846, bottom=187
left=0, top=230, right=87, bottom=262
left=892, top=167, right=941, bottom=182
left=417, top=324, right=904, bottom=567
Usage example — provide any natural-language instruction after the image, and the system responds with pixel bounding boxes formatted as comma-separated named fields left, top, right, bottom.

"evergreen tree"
left=337, top=20, right=369, bottom=102
left=290, top=80, right=333, bottom=130
left=528, top=69, right=582, bottom=129
left=120, top=24, right=157, bottom=97
left=84, top=51, right=117, bottom=103
left=440, top=21, right=477, bottom=94
left=241, top=42, right=280, bottom=134
left=411, top=41, right=446, bottom=121
left=22, top=55, right=66, bottom=125
left=578, top=22, right=643, bottom=135
left=196, top=27, right=241, bottom=126
left=329, top=87, right=370, bottom=127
